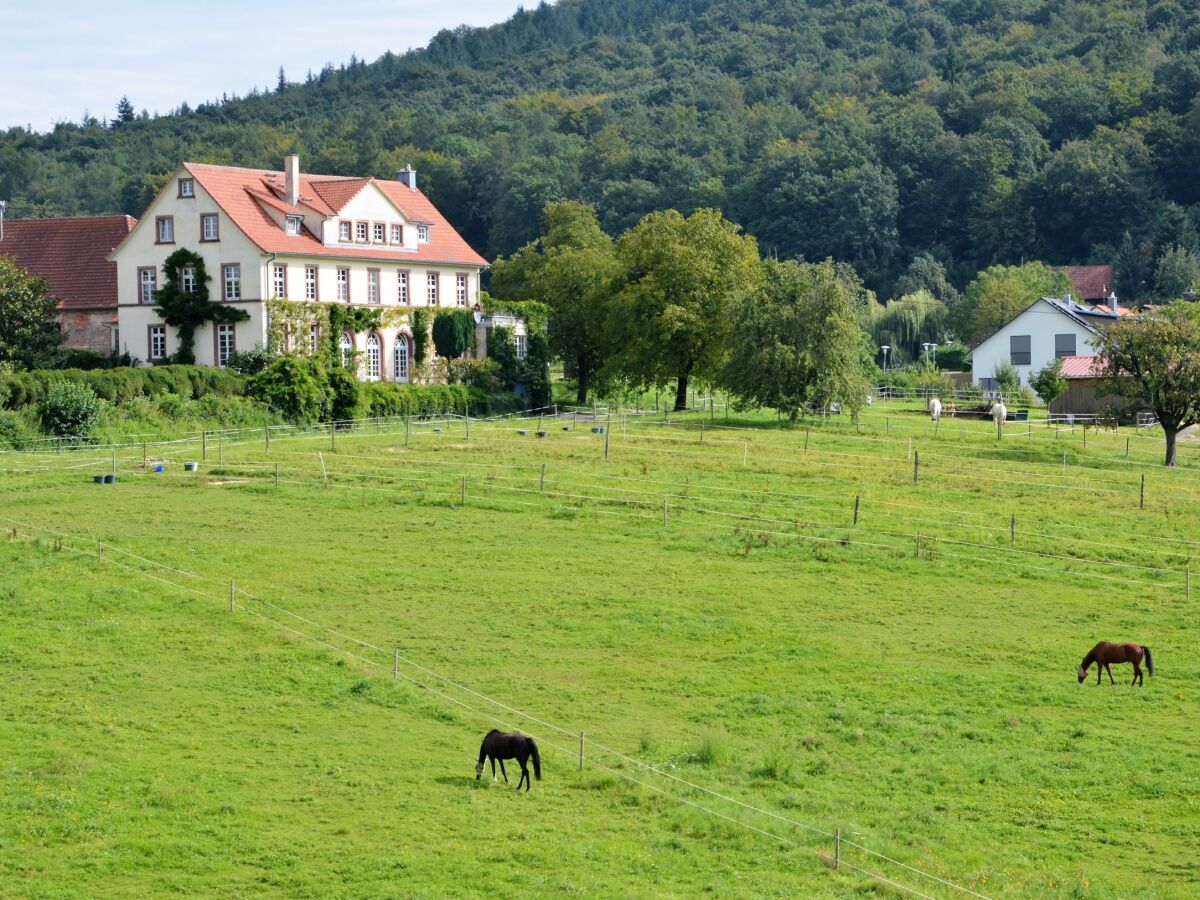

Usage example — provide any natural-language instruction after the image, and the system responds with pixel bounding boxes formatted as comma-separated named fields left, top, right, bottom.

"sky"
left=0, top=1, right=528, bottom=132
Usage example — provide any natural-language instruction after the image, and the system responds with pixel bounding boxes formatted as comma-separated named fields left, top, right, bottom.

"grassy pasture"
left=1, top=402, right=1198, bottom=898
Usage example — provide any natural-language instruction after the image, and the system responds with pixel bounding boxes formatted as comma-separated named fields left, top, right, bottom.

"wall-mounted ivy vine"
left=156, top=248, right=249, bottom=363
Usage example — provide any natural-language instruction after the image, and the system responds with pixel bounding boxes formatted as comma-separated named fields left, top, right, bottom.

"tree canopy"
left=0, top=256, right=65, bottom=369
left=4, top=0, right=1200, bottom=297
left=1098, top=302, right=1200, bottom=466
left=603, top=208, right=762, bottom=409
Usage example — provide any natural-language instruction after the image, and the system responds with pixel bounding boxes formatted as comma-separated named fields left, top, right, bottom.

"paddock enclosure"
left=2, top=402, right=1197, bottom=897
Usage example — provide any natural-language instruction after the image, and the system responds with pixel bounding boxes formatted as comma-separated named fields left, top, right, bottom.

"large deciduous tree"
left=0, top=255, right=65, bottom=369
left=604, top=208, right=762, bottom=410
left=722, top=259, right=871, bottom=421
left=954, top=262, right=1072, bottom=344
left=490, top=202, right=617, bottom=404
left=1098, top=302, right=1200, bottom=466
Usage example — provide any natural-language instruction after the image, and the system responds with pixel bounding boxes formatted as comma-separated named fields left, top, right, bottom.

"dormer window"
left=285, top=215, right=302, bottom=236
left=178, top=178, right=195, bottom=198
left=356, top=222, right=368, bottom=243
left=417, top=225, right=430, bottom=242
left=339, top=221, right=351, bottom=242
left=391, top=224, right=402, bottom=244
left=373, top=223, right=385, bottom=243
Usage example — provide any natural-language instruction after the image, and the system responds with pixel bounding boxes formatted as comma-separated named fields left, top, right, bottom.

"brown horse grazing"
left=476, top=729, right=541, bottom=791
left=1078, top=642, right=1154, bottom=686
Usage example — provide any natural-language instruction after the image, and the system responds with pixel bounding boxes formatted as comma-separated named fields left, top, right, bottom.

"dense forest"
left=4, top=0, right=1200, bottom=299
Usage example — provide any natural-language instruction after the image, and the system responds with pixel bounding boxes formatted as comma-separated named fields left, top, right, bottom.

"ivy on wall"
left=157, top=249, right=249, bottom=364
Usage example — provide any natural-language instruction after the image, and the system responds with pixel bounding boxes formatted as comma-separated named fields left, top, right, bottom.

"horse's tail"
left=1144, top=646, right=1154, bottom=676
left=529, top=738, right=541, bottom=780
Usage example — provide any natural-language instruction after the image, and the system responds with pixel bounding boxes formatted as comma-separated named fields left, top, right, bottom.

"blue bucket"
left=153, top=464, right=165, bottom=473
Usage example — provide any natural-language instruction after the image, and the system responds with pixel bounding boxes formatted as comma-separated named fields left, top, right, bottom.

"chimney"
left=397, top=165, right=417, bottom=190
left=1108, top=291, right=1119, bottom=315
left=285, top=154, right=300, bottom=206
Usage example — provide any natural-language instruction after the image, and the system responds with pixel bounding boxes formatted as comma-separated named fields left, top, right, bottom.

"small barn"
left=1048, top=355, right=1129, bottom=420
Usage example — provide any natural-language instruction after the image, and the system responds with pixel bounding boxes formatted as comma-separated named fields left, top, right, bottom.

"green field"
left=2, top=404, right=1198, bottom=898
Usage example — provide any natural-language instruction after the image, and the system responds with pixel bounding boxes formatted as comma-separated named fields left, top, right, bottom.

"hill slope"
left=3, top=0, right=1200, bottom=291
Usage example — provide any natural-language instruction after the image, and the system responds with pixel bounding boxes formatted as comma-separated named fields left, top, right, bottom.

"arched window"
left=365, top=333, right=381, bottom=381
left=394, top=333, right=411, bottom=383
left=339, top=332, right=354, bottom=369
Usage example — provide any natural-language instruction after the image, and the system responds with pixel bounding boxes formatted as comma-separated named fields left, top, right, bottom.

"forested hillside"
left=4, top=0, right=1200, bottom=295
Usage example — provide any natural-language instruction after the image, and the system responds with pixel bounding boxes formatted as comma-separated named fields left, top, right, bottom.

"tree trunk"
left=674, top=375, right=689, bottom=411
left=1164, top=426, right=1178, bottom=467
left=576, top=367, right=590, bottom=405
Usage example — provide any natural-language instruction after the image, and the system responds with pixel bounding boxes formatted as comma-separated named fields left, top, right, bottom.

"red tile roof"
left=1058, top=355, right=1104, bottom=378
left=0, top=215, right=136, bottom=310
left=183, top=163, right=487, bottom=267
left=1090, top=303, right=1136, bottom=317
left=1056, top=265, right=1114, bottom=302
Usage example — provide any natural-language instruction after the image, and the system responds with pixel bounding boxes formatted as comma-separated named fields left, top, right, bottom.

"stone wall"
left=58, top=308, right=117, bottom=353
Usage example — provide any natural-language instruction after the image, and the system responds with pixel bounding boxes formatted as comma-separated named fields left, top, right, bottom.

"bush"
left=359, top=382, right=487, bottom=418
left=0, top=364, right=244, bottom=409
left=447, top=358, right=504, bottom=392
left=247, top=358, right=330, bottom=423
left=431, top=310, right=476, bottom=359
left=992, top=360, right=1021, bottom=395
left=0, top=409, right=40, bottom=449
left=487, top=325, right=520, bottom=389
left=327, top=366, right=364, bottom=422
left=227, top=348, right=275, bottom=375
left=522, top=331, right=553, bottom=408
left=38, top=380, right=103, bottom=438
left=934, top=342, right=970, bottom=371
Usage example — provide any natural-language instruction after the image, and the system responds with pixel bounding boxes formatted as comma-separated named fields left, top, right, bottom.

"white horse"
left=991, top=401, right=1007, bottom=438
left=927, top=397, right=942, bottom=421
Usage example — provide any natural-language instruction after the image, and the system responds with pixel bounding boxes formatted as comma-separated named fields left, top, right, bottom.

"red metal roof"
left=1058, top=355, right=1104, bottom=378
left=183, top=163, right=487, bottom=267
left=0, top=215, right=136, bottom=310
left=1057, top=265, right=1114, bottom=302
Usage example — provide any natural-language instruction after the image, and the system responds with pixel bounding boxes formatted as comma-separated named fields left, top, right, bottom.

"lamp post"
left=921, top=342, right=932, bottom=363
left=880, top=345, right=890, bottom=370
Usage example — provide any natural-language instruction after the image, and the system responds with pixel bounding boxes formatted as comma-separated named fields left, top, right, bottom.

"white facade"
left=111, top=161, right=483, bottom=374
left=970, top=299, right=1104, bottom=389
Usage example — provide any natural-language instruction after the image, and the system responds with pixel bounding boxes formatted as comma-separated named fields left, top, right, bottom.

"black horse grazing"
left=476, top=729, right=541, bottom=791
left=1078, top=641, right=1154, bottom=686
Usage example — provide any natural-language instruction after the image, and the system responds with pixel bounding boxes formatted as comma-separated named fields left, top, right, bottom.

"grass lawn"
left=1, top=402, right=1197, bottom=897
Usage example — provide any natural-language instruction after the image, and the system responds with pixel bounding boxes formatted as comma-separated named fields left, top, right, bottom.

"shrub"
left=431, top=310, right=476, bottom=359
left=523, top=331, right=553, bottom=408
left=359, top=382, right=487, bottom=418
left=447, top=358, right=504, bottom=392
left=992, top=360, right=1021, bottom=396
left=934, top=342, right=970, bottom=371
left=1030, top=359, right=1067, bottom=406
left=227, top=348, right=275, bottom=375
left=327, top=366, right=364, bottom=422
left=247, top=357, right=331, bottom=423
left=0, top=409, right=40, bottom=449
left=487, top=325, right=520, bottom=389
left=38, top=380, right=103, bottom=438
left=0, top=365, right=244, bottom=409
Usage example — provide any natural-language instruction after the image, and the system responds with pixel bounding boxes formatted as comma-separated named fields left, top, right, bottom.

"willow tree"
left=865, top=289, right=948, bottom=365
left=1098, top=302, right=1200, bottom=466
left=722, top=259, right=871, bottom=420
left=604, top=208, right=762, bottom=410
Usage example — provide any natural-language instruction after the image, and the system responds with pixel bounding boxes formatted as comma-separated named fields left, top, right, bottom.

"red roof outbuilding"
left=1058, top=355, right=1105, bottom=378
left=0, top=215, right=136, bottom=310
left=1056, top=265, right=1115, bottom=303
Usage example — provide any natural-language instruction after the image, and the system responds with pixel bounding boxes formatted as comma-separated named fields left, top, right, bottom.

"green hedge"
left=359, top=382, right=489, bottom=418
left=0, top=365, right=245, bottom=409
